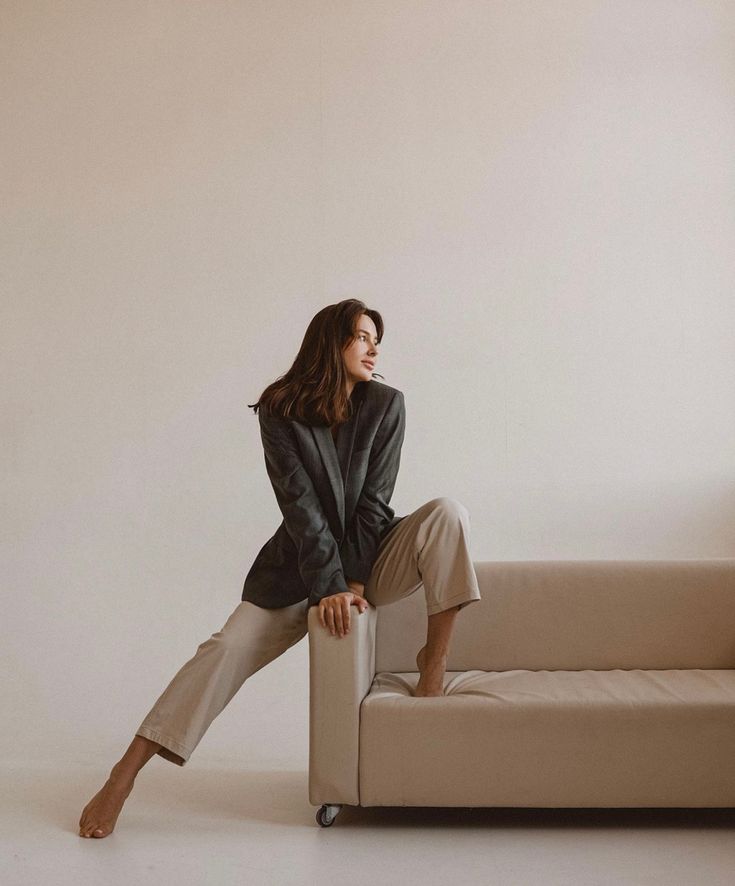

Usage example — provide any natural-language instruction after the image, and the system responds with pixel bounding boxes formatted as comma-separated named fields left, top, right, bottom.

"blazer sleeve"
left=340, top=389, right=406, bottom=585
left=258, top=407, right=351, bottom=607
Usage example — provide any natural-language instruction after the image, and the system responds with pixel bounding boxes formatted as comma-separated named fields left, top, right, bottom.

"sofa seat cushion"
left=358, top=668, right=735, bottom=808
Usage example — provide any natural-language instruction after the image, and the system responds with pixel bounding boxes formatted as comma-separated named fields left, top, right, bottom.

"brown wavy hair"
left=248, top=299, right=385, bottom=426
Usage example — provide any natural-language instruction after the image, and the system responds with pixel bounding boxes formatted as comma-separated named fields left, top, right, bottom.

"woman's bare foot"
left=78, top=765, right=135, bottom=838
left=414, top=644, right=448, bottom=697
left=78, top=735, right=163, bottom=837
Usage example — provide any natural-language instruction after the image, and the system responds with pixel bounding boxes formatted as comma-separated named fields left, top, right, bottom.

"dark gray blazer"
left=241, top=379, right=406, bottom=609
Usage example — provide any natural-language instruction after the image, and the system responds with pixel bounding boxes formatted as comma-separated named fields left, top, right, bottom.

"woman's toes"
left=78, top=776, right=131, bottom=838
left=80, top=823, right=104, bottom=838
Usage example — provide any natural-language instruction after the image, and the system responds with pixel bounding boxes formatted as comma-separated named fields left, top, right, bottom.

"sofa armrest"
left=307, top=601, right=377, bottom=806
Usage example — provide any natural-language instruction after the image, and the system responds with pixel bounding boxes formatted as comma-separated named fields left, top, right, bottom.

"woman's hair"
left=247, top=299, right=384, bottom=426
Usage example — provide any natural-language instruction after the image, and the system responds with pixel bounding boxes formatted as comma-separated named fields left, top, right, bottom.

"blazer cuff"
left=308, top=574, right=351, bottom=608
left=342, top=565, right=372, bottom=587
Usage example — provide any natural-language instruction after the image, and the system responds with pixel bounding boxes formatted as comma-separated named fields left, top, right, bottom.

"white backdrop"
left=3, top=0, right=734, bottom=768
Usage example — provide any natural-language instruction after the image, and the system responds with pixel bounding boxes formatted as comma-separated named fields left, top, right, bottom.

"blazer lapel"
left=336, top=398, right=361, bottom=481
left=310, top=391, right=364, bottom=538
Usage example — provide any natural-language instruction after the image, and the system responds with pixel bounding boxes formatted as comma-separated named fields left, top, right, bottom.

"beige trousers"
left=135, top=496, right=482, bottom=766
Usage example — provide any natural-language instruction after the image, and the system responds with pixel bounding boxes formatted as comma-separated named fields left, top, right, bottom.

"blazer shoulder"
left=362, top=379, right=404, bottom=406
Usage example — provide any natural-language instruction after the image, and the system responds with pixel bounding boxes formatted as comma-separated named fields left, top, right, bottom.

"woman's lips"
left=362, top=362, right=374, bottom=369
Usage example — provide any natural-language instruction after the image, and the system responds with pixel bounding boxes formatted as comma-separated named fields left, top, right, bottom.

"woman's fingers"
left=333, top=602, right=344, bottom=636
left=320, top=593, right=369, bottom=637
left=319, top=601, right=333, bottom=633
left=343, top=598, right=351, bottom=633
left=331, top=597, right=349, bottom=636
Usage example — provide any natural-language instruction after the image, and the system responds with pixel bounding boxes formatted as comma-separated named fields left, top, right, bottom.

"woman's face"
left=342, top=314, right=380, bottom=389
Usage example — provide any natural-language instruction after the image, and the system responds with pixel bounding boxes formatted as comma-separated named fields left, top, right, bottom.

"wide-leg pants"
left=135, top=496, right=482, bottom=766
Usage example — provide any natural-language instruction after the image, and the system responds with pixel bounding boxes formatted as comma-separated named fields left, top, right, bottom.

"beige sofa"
left=308, top=559, right=735, bottom=826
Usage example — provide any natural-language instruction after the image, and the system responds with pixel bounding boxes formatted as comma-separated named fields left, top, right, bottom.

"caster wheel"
left=316, top=804, right=342, bottom=827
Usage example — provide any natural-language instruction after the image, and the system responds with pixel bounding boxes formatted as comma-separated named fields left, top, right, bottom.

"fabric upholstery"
left=308, top=558, right=735, bottom=808
left=359, top=667, right=735, bottom=807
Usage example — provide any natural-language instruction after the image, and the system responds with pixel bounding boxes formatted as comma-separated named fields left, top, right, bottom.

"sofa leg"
left=315, top=804, right=343, bottom=827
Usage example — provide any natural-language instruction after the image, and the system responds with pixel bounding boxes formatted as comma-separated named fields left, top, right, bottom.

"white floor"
left=5, top=761, right=735, bottom=886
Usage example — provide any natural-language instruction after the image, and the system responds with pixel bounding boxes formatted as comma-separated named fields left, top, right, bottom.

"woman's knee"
left=425, top=496, right=469, bottom=522
left=201, top=603, right=267, bottom=655
left=214, top=603, right=307, bottom=655
left=193, top=627, right=239, bottom=658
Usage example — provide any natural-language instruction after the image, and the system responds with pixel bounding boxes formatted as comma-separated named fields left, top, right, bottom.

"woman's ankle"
left=108, top=762, right=137, bottom=789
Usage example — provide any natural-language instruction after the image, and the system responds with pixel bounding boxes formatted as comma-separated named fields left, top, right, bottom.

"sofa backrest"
left=374, top=559, right=735, bottom=672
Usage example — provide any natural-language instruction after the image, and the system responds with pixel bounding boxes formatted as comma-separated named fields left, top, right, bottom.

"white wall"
left=4, top=0, right=734, bottom=766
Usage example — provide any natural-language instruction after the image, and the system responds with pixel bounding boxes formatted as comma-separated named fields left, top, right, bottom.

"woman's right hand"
left=318, top=591, right=369, bottom=637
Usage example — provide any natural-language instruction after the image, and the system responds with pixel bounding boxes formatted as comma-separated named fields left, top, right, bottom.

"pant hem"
left=135, top=726, right=192, bottom=767
left=426, top=589, right=482, bottom=616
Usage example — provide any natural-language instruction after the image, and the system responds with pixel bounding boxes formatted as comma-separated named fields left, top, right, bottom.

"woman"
left=78, top=299, right=482, bottom=838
